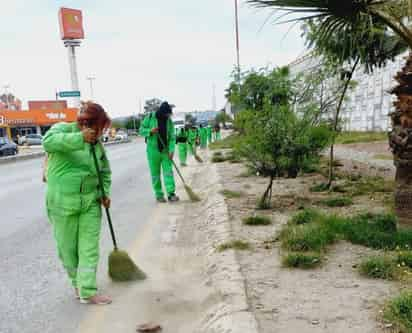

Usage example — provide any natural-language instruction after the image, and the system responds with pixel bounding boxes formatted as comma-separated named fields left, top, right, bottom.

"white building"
left=289, top=52, right=407, bottom=131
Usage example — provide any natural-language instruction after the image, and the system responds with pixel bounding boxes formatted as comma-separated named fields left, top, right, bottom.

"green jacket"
left=139, top=113, right=176, bottom=153
left=43, top=122, right=112, bottom=202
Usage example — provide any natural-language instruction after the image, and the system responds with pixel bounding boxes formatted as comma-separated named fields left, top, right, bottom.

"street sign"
left=58, top=91, right=81, bottom=98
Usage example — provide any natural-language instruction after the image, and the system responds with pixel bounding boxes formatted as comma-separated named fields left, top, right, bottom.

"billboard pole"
left=64, top=40, right=81, bottom=108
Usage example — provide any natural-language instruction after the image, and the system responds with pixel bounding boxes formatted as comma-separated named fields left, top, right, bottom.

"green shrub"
left=280, top=223, right=337, bottom=252
left=282, top=252, right=322, bottom=269
left=243, top=215, right=272, bottom=226
left=346, top=177, right=395, bottom=196
left=359, top=256, right=399, bottom=280
left=291, top=208, right=322, bottom=225
left=397, top=251, right=412, bottom=269
left=384, top=292, right=412, bottom=332
left=212, top=155, right=227, bottom=163
left=322, top=196, right=353, bottom=207
left=217, top=240, right=251, bottom=252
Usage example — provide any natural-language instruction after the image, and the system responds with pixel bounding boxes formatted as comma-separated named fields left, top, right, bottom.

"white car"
left=115, top=131, right=128, bottom=141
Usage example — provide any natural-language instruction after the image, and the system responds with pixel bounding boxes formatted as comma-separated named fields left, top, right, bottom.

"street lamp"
left=86, top=76, right=96, bottom=101
left=234, top=0, right=241, bottom=82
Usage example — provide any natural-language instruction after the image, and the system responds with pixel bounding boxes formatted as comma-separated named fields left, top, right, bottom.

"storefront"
left=0, top=109, right=78, bottom=141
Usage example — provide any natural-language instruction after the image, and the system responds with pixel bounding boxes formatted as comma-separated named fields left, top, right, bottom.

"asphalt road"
left=0, top=140, right=155, bottom=333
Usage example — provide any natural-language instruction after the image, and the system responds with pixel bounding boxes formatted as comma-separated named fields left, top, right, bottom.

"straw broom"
left=158, top=135, right=201, bottom=202
left=91, top=144, right=146, bottom=281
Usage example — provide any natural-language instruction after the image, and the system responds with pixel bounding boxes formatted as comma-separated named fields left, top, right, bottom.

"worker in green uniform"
left=176, top=125, right=189, bottom=166
left=187, top=125, right=198, bottom=156
left=207, top=125, right=213, bottom=144
left=199, top=124, right=208, bottom=149
left=140, top=102, right=179, bottom=203
left=44, top=103, right=112, bottom=305
left=214, top=123, right=222, bottom=141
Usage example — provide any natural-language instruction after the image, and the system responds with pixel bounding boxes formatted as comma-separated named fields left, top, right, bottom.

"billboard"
left=28, top=100, right=68, bottom=110
left=58, top=7, right=84, bottom=40
left=0, top=109, right=78, bottom=126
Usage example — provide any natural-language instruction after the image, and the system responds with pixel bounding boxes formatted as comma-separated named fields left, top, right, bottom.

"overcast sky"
left=2, top=1, right=305, bottom=117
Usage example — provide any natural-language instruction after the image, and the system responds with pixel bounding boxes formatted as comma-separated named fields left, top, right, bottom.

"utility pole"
left=234, top=0, right=241, bottom=83
left=212, top=83, right=217, bottom=111
left=86, top=76, right=96, bottom=101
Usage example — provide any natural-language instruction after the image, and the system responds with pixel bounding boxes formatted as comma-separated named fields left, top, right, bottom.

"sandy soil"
left=215, top=160, right=400, bottom=333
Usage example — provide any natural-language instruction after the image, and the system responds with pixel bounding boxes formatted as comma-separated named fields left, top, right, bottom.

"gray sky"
left=2, top=1, right=305, bottom=117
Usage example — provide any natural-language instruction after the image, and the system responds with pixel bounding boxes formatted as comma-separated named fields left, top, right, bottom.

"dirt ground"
left=215, top=159, right=400, bottom=333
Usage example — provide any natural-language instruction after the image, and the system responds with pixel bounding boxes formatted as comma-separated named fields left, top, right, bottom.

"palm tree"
left=247, top=0, right=412, bottom=227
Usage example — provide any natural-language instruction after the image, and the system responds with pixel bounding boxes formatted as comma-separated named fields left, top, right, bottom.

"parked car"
left=19, top=134, right=43, bottom=146
left=115, top=131, right=128, bottom=141
left=0, top=137, right=18, bottom=156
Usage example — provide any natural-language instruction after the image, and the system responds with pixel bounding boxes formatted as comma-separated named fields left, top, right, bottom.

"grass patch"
left=237, top=169, right=255, bottom=178
left=243, top=215, right=272, bottom=226
left=374, top=154, right=393, bottom=160
left=217, top=240, right=251, bottom=252
left=310, top=182, right=329, bottom=193
left=282, top=252, right=322, bottom=269
left=212, top=155, right=227, bottom=163
left=321, top=196, right=353, bottom=207
left=345, top=176, right=395, bottom=197
left=384, top=292, right=412, bottom=332
left=336, top=131, right=387, bottom=144
left=291, top=208, right=322, bottom=225
left=220, top=189, right=244, bottom=199
left=209, top=134, right=240, bottom=150
left=359, top=256, right=399, bottom=280
left=280, top=222, right=337, bottom=252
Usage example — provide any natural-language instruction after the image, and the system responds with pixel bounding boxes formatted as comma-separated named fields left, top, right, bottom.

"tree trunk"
left=389, top=52, right=412, bottom=228
left=259, top=175, right=274, bottom=209
left=327, top=57, right=360, bottom=188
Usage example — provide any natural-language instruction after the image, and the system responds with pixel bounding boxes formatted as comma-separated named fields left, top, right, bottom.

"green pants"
left=188, top=142, right=196, bottom=156
left=200, top=135, right=207, bottom=149
left=48, top=192, right=102, bottom=299
left=216, top=132, right=221, bottom=141
left=178, top=143, right=188, bottom=165
left=147, top=149, right=176, bottom=199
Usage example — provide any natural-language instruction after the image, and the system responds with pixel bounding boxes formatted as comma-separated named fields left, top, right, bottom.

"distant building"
left=289, top=52, right=407, bottom=131
left=189, top=110, right=220, bottom=125
left=0, top=94, right=22, bottom=111
left=28, top=100, right=68, bottom=110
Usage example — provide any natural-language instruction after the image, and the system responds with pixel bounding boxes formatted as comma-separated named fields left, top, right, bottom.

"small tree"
left=185, top=113, right=197, bottom=126
left=215, top=111, right=232, bottom=127
left=144, top=98, right=162, bottom=114
left=237, top=102, right=332, bottom=208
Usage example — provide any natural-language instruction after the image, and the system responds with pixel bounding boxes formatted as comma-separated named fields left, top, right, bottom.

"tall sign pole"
left=64, top=40, right=81, bottom=108
left=86, top=76, right=96, bottom=101
left=59, top=7, right=85, bottom=110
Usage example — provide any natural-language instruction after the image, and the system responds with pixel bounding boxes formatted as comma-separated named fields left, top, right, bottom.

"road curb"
left=189, top=151, right=259, bottom=333
left=0, top=139, right=132, bottom=165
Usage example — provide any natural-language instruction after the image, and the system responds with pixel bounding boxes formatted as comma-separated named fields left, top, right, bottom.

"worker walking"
left=187, top=125, right=198, bottom=156
left=207, top=125, right=213, bottom=144
left=214, top=124, right=221, bottom=141
left=43, top=103, right=112, bottom=305
left=176, top=125, right=189, bottom=166
left=199, top=124, right=208, bottom=149
left=140, top=102, right=179, bottom=203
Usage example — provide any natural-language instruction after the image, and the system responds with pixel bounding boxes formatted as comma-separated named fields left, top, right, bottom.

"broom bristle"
left=109, top=249, right=146, bottom=282
left=194, top=154, right=203, bottom=163
left=184, top=185, right=201, bottom=202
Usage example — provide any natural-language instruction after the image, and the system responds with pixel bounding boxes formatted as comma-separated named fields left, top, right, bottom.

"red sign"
left=28, top=100, right=68, bottom=110
left=58, top=8, right=85, bottom=40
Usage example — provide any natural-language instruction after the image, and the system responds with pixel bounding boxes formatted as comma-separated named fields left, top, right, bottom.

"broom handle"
left=157, top=134, right=187, bottom=186
left=91, top=143, right=118, bottom=250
